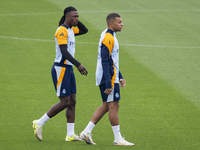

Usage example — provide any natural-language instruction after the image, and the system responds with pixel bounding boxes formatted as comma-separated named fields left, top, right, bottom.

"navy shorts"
left=51, top=65, right=76, bottom=97
left=99, top=83, right=120, bottom=102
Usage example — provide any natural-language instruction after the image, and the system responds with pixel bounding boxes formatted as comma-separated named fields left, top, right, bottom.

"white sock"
left=37, top=113, right=50, bottom=126
left=84, top=121, right=95, bottom=133
left=112, top=125, right=122, bottom=139
left=67, top=123, right=75, bottom=137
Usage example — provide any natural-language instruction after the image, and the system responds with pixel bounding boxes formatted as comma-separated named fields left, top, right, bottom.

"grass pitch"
left=0, top=0, right=200, bottom=149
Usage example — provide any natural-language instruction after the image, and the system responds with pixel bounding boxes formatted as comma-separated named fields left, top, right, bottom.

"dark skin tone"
left=47, top=11, right=87, bottom=124
left=64, top=11, right=88, bottom=76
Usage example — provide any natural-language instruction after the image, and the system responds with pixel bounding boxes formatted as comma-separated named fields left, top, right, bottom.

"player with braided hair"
left=32, top=6, right=88, bottom=142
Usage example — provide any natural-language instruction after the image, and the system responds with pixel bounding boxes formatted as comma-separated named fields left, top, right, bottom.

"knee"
left=109, top=101, right=119, bottom=110
left=60, top=97, right=70, bottom=108
left=69, top=94, right=76, bottom=107
left=69, top=99, right=76, bottom=107
left=60, top=101, right=69, bottom=108
left=102, top=102, right=109, bottom=111
left=114, top=103, right=119, bottom=110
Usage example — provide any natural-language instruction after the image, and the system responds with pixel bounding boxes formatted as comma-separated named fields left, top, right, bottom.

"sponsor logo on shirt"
left=69, top=41, right=75, bottom=45
left=59, top=33, right=64, bottom=36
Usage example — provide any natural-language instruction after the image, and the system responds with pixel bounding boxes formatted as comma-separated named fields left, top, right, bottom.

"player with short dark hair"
left=79, top=13, right=134, bottom=146
left=32, top=6, right=88, bottom=142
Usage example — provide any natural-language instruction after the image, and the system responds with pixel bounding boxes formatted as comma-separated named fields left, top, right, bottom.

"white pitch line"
left=0, top=12, right=61, bottom=16
left=0, top=35, right=200, bottom=49
left=0, top=9, right=200, bottom=16
left=80, top=9, right=200, bottom=13
left=120, top=43, right=200, bottom=49
left=0, top=36, right=54, bottom=42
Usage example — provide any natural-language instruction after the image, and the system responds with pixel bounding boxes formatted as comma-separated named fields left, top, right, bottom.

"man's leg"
left=37, top=96, right=70, bottom=126
left=65, top=93, right=76, bottom=139
left=65, top=93, right=82, bottom=141
left=32, top=96, right=70, bottom=141
left=91, top=102, right=109, bottom=124
left=108, top=100, right=122, bottom=140
left=66, top=93, right=76, bottom=123
left=79, top=102, right=109, bottom=145
left=47, top=96, right=70, bottom=118
left=108, top=100, right=134, bottom=146
left=108, top=100, right=119, bottom=126
left=84, top=102, right=109, bottom=133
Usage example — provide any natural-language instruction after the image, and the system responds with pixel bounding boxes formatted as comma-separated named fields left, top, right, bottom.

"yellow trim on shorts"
left=56, top=67, right=66, bottom=88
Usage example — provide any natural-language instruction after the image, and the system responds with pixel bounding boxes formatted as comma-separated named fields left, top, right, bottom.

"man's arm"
left=59, top=44, right=88, bottom=75
left=119, top=71, right=123, bottom=80
left=119, top=71, right=126, bottom=87
left=101, top=44, right=114, bottom=95
left=75, top=21, right=88, bottom=36
left=59, top=44, right=81, bottom=67
left=101, top=44, right=112, bottom=89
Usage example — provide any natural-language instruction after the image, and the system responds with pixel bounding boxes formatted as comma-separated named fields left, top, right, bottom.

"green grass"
left=0, top=0, right=200, bottom=149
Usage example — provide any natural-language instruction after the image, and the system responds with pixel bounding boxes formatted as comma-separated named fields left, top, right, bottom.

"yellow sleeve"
left=72, top=27, right=80, bottom=34
left=102, top=33, right=114, bottom=56
left=55, top=26, right=68, bottom=45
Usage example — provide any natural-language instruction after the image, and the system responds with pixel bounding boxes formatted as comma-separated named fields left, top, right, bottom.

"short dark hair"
left=59, top=6, right=77, bottom=26
left=106, top=13, right=120, bottom=25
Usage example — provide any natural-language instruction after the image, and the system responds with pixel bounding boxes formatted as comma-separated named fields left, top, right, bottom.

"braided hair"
left=59, top=6, right=77, bottom=26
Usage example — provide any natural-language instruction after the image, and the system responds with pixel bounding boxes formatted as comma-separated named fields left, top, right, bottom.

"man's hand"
left=77, top=65, right=88, bottom=76
left=104, top=88, right=112, bottom=95
left=119, top=79, right=126, bottom=87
